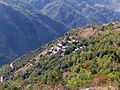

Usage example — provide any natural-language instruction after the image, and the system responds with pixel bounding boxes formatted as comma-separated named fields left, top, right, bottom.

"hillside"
left=0, top=2, right=69, bottom=65
left=0, top=22, right=120, bottom=90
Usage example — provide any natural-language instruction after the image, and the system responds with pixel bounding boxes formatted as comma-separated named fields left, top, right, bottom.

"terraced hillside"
left=0, top=22, right=120, bottom=90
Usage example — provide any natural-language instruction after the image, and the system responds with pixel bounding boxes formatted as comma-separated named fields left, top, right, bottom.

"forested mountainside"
left=1, top=0, right=120, bottom=28
left=0, top=22, right=120, bottom=90
left=0, top=2, right=69, bottom=65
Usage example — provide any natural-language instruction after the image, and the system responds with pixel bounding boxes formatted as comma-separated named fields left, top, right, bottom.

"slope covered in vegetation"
left=0, top=22, right=120, bottom=90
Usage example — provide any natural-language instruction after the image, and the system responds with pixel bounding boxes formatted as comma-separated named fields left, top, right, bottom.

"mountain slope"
left=0, top=2, right=69, bottom=65
left=40, top=0, right=120, bottom=28
left=91, top=0, right=120, bottom=12
left=0, top=22, right=120, bottom=90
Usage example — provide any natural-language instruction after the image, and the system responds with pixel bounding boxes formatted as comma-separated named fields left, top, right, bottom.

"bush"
left=46, top=70, right=61, bottom=85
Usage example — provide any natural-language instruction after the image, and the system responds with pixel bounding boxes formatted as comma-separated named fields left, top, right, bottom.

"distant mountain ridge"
left=2, top=0, right=120, bottom=28
left=3, top=0, right=120, bottom=12
left=40, top=0, right=120, bottom=28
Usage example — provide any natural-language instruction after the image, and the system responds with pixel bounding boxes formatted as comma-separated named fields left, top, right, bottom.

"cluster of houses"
left=42, top=36, right=85, bottom=56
